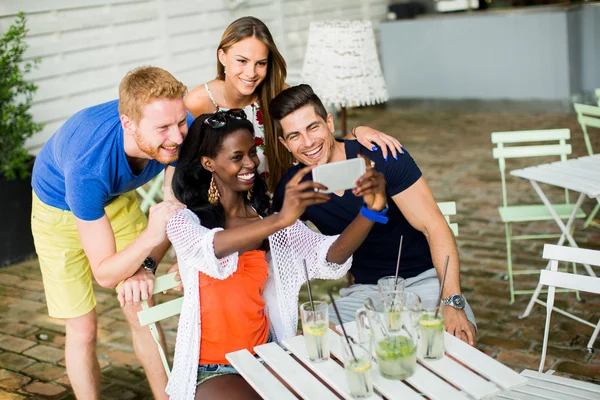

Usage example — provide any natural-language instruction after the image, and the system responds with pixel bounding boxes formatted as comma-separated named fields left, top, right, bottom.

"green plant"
left=0, top=12, right=43, bottom=180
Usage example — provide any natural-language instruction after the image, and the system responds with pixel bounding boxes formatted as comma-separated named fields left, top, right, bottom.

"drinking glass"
left=340, top=338, right=374, bottom=398
left=300, top=301, right=330, bottom=362
left=418, top=296, right=444, bottom=360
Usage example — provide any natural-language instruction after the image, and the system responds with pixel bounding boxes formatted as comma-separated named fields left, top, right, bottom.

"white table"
left=510, top=154, right=600, bottom=318
left=226, top=323, right=531, bottom=400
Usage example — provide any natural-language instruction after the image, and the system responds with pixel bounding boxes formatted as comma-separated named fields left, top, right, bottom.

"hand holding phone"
left=311, top=158, right=366, bottom=193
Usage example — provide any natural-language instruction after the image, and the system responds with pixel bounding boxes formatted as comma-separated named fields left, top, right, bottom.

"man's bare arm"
left=392, top=176, right=475, bottom=345
left=76, top=199, right=185, bottom=289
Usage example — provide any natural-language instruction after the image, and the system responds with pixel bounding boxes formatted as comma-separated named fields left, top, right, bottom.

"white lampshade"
left=300, top=20, right=389, bottom=108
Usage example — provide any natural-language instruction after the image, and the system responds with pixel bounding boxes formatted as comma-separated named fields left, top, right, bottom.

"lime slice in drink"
left=419, top=316, right=444, bottom=330
left=350, top=360, right=371, bottom=373
left=304, top=322, right=328, bottom=336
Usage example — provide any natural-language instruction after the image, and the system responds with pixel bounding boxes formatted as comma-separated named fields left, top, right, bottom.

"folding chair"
left=491, top=129, right=586, bottom=304
left=137, top=272, right=183, bottom=375
left=136, top=171, right=165, bottom=213
left=573, top=103, right=600, bottom=228
left=437, top=201, right=458, bottom=237
left=538, top=244, right=600, bottom=371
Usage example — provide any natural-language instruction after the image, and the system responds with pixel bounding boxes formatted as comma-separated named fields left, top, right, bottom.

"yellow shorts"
left=31, top=191, right=148, bottom=319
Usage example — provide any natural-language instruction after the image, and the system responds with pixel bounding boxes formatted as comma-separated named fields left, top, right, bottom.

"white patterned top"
left=164, top=208, right=352, bottom=400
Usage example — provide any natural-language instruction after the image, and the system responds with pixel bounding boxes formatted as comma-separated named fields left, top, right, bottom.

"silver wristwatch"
left=442, top=294, right=466, bottom=310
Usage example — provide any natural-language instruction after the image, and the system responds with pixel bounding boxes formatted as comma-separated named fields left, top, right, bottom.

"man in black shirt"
left=270, top=85, right=476, bottom=345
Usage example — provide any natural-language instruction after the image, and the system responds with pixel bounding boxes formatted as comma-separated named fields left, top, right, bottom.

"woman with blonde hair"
left=184, top=16, right=402, bottom=193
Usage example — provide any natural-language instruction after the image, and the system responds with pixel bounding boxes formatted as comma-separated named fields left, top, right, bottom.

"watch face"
left=143, top=257, right=157, bottom=271
left=451, top=295, right=465, bottom=309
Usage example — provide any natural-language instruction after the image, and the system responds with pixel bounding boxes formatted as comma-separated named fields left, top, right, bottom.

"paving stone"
left=0, top=321, right=38, bottom=337
left=0, top=334, right=37, bottom=353
left=30, top=316, right=66, bottom=335
left=478, top=336, right=532, bottom=351
left=105, top=350, right=139, bottom=367
left=496, top=350, right=554, bottom=370
left=101, top=384, right=141, bottom=400
left=0, top=353, right=37, bottom=372
left=26, top=330, right=66, bottom=349
left=0, top=275, right=23, bottom=286
left=21, top=362, right=66, bottom=381
left=23, top=345, right=64, bottom=364
left=23, top=381, right=67, bottom=397
left=554, top=361, right=600, bottom=380
left=0, top=389, right=27, bottom=399
left=101, top=365, right=146, bottom=385
left=0, top=369, right=31, bottom=390
left=531, top=344, right=592, bottom=363
left=12, top=279, right=45, bottom=292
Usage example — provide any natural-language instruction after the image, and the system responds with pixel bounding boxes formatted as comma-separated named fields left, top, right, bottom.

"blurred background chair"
left=538, top=244, right=600, bottom=371
left=573, top=102, right=600, bottom=228
left=437, top=201, right=458, bottom=237
left=491, top=129, right=586, bottom=304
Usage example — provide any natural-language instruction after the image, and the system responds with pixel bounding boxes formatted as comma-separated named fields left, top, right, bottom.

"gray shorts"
left=328, top=268, right=477, bottom=330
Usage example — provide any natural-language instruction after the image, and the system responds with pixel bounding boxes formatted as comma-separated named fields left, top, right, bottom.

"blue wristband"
left=360, top=205, right=389, bottom=224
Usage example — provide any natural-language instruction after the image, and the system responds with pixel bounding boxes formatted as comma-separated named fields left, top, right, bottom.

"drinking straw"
left=328, top=290, right=357, bottom=361
left=303, top=260, right=315, bottom=312
left=394, top=235, right=404, bottom=290
left=435, top=255, right=450, bottom=319
left=427, top=255, right=449, bottom=358
left=329, top=290, right=371, bottom=395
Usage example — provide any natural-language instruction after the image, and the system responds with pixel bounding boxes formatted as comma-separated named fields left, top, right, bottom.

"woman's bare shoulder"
left=185, top=79, right=221, bottom=117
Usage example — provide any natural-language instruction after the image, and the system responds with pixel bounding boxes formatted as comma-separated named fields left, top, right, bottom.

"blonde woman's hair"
left=118, top=66, right=187, bottom=123
left=217, top=17, right=290, bottom=193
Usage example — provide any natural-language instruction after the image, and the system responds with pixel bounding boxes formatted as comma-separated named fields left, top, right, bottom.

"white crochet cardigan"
left=164, top=209, right=352, bottom=400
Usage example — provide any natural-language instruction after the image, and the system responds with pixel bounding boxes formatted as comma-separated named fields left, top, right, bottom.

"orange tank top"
left=198, top=250, right=270, bottom=365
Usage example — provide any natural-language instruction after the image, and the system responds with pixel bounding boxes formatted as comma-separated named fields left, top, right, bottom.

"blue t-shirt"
left=272, top=140, right=433, bottom=284
left=32, top=100, right=194, bottom=221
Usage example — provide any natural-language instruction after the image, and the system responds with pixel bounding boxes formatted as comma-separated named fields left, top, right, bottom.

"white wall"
left=0, top=0, right=387, bottom=154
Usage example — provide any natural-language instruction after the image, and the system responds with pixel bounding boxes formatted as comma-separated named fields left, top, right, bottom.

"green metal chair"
left=491, top=129, right=586, bottom=304
left=136, top=171, right=165, bottom=213
left=573, top=102, right=600, bottom=228
left=137, top=272, right=183, bottom=375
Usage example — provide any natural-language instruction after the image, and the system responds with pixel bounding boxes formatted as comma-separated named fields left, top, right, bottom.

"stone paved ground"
left=1, top=105, right=599, bottom=399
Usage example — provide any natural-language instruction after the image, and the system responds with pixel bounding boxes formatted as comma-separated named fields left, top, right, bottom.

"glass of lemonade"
left=300, top=301, right=329, bottom=362
left=340, top=338, right=374, bottom=399
left=418, top=297, right=444, bottom=360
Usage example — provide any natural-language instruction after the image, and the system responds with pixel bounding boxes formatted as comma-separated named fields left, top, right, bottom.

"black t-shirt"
left=273, top=141, right=434, bottom=284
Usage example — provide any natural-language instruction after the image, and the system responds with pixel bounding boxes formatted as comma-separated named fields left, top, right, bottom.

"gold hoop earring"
left=208, top=176, right=220, bottom=206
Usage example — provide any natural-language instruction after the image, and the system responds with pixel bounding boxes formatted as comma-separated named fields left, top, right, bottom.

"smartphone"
left=312, top=158, right=366, bottom=194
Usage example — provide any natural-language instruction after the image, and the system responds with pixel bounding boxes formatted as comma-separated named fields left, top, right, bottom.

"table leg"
left=530, top=182, right=594, bottom=276
left=520, top=184, right=594, bottom=319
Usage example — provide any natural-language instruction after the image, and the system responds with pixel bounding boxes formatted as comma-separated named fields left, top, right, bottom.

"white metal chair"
left=137, top=272, right=183, bottom=375
left=538, top=244, right=600, bottom=371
